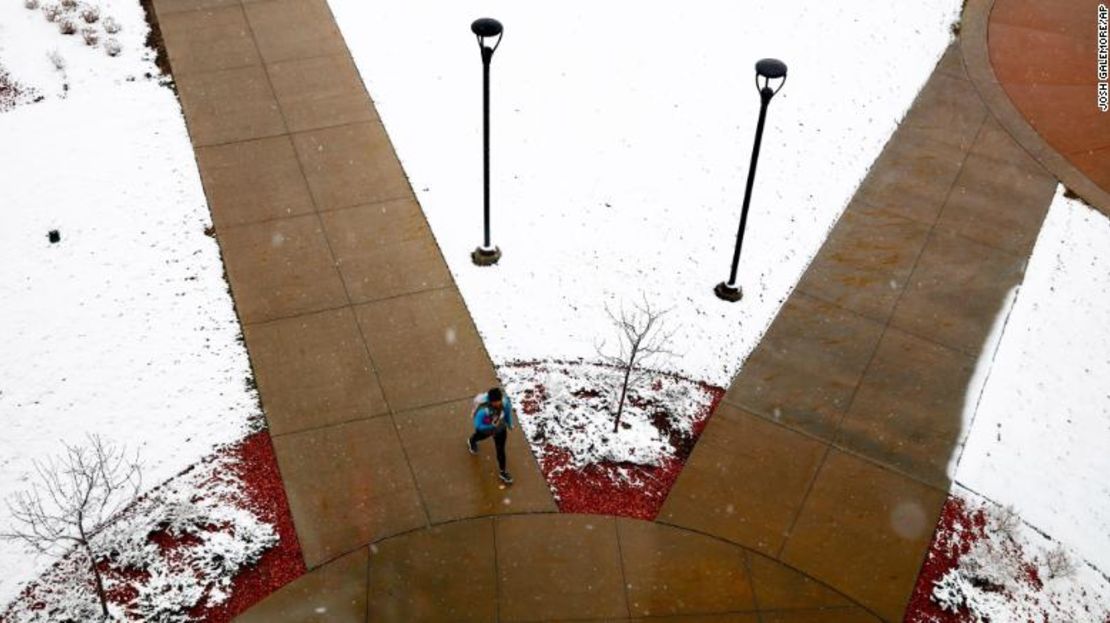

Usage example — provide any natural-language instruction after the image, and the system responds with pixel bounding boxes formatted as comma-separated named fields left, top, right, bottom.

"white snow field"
left=953, top=187, right=1110, bottom=577
left=327, top=0, right=962, bottom=386
left=0, top=0, right=259, bottom=607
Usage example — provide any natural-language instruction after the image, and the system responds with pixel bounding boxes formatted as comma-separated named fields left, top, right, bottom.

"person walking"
left=467, top=387, right=514, bottom=484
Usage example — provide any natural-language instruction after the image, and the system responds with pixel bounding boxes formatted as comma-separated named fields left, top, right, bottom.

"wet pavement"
left=146, top=0, right=1097, bottom=619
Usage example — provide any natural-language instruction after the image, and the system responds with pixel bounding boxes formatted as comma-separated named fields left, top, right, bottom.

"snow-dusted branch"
left=595, top=294, right=679, bottom=433
left=1, top=435, right=142, bottom=620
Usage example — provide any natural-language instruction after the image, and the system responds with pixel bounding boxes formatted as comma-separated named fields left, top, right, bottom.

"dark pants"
left=470, top=427, right=507, bottom=471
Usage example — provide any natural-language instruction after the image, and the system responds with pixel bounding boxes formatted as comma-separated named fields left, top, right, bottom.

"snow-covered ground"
left=949, top=188, right=1110, bottom=583
left=0, top=0, right=259, bottom=607
left=328, top=0, right=962, bottom=386
left=912, top=488, right=1110, bottom=622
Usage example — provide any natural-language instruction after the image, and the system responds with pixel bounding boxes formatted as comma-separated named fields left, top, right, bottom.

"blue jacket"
left=473, top=395, right=514, bottom=432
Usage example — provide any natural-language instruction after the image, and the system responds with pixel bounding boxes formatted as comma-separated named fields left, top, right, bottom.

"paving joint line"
left=771, top=111, right=990, bottom=563
left=493, top=516, right=502, bottom=623
left=269, top=410, right=392, bottom=439
left=613, top=518, right=633, bottom=619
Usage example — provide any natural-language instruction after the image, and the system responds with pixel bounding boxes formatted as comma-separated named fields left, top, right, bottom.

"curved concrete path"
left=962, top=0, right=1110, bottom=215
left=238, top=515, right=879, bottom=622
left=147, top=0, right=1067, bottom=620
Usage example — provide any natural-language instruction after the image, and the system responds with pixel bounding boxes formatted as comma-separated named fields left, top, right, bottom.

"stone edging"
left=960, top=0, right=1110, bottom=218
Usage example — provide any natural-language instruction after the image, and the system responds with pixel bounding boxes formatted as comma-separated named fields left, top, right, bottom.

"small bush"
left=24, top=0, right=40, bottom=10
left=104, top=38, right=121, bottom=57
left=103, top=16, right=121, bottom=33
left=81, top=27, right=99, bottom=46
left=59, top=18, right=77, bottom=35
left=41, top=3, right=61, bottom=21
left=1044, top=545, right=1076, bottom=580
left=80, top=5, right=99, bottom=22
left=47, top=49, right=65, bottom=70
left=60, top=0, right=77, bottom=8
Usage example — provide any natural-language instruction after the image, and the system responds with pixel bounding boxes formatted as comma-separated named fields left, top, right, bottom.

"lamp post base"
left=714, top=281, right=743, bottom=302
left=471, top=246, right=502, bottom=266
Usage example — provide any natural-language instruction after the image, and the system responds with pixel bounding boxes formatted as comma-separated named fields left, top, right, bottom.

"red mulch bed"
left=188, top=430, right=305, bottom=622
left=904, top=495, right=986, bottom=622
left=520, top=376, right=725, bottom=521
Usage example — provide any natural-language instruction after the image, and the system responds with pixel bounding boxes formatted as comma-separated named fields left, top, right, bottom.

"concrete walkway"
left=148, top=0, right=1073, bottom=620
left=239, top=515, right=879, bottom=622
left=661, top=41, right=1058, bottom=619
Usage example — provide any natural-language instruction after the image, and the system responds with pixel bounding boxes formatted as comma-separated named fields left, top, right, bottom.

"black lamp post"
left=715, top=58, right=788, bottom=302
left=471, top=17, right=504, bottom=266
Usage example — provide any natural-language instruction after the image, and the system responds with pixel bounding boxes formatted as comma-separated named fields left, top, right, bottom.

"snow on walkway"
left=328, top=0, right=962, bottom=386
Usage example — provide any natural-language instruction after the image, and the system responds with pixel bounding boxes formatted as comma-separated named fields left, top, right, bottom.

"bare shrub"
left=595, top=295, right=678, bottom=433
left=58, top=18, right=77, bottom=35
left=991, top=504, right=1021, bottom=539
left=60, top=0, right=77, bottom=8
left=41, top=3, right=61, bottom=21
left=47, top=49, right=66, bottom=70
left=80, top=4, right=99, bottom=22
left=102, top=16, right=121, bottom=33
left=81, top=27, right=99, bottom=46
left=0, top=436, right=143, bottom=621
left=24, top=0, right=40, bottom=10
left=1044, top=545, right=1077, bottom=580
left=104, top=38, right=121, bottom=57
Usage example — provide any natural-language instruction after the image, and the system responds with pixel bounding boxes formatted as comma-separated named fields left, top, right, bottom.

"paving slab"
left=660, top=407, right=826, bottom=557
left=319, top=199, right=453, bottom=304
left=935, top=151, right=1056, bottom=255
left=724, top=293, right=886, bottom=439
left=900, top=73, right=988, bottom=151
left=152, top=0, right=238, bottom=16
left=618, top=519, right=756, bottom=617
left=780, top=450, right=946, bottom=621
left=159, top=5, right=259, bottom=75
left=889, top=229, right=1026, bottom=356
left=989, top=0, right=1092, bottom=35
left=354, top=288, right=498, bottom=413
left=853, top=127, right=971, bottom=225
left=218, top=213, right=349, bottom=324
left=747, top=553, right=852, bottom=610
left=934, top=42, right=969, bottom=81
left=234, top=547, right=368, bottom=623
left=497, top=515, right=629, bottom=621
left=242, top=307, right=388, bottom=436
left=272, top=417, right=426, bottom=567
left=267, top=53, right=377, bottom=133
left=292, top=121, right=412, bottom=212
left=367, top=519, right=497, bottom=622
left=175, top=64, right=286, bottom=146
left=795, top=206, right=931, bottom=324
left=834, top=327, right=975, bottom=489
left=196, top=135, right=316, bottom=228
left=988, top=22, right=1091, bottom=85
left=243, top=0, right=347, bottom=63
left=393, top=398, right=555, bottom=523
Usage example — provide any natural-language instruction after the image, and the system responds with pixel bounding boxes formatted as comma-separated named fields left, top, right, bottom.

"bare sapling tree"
left=1, top=435, right=142, bottom=620
left=596, top=295, right=678, bottom=433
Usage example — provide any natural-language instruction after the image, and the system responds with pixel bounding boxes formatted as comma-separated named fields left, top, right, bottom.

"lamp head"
left=472, top=18, right=503, bottom=47
left=754, top=58, right=787, bottom=99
